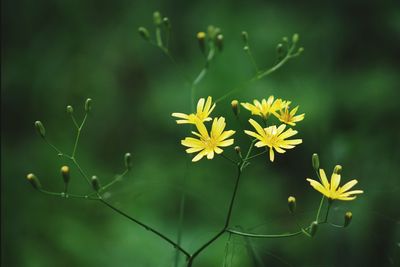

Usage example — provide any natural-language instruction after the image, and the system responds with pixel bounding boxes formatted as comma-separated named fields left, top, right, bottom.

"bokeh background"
left=2, top=0, right=400, bottom=266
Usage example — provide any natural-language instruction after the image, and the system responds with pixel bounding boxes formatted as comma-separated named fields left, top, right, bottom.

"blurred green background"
left=2, top=0, right=400, bottom=266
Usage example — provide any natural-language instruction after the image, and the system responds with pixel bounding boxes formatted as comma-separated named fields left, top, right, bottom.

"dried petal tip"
left=309, top=221, right=318, bottom=237
left=91, top=176, right=101, bottom=192
left=61, top=166, right=70, bottom=184
left=231, top=100, right=239, bottom=116
left=66, top=105, right=74, bottom=114
left=124, top=153, right=132, bottom=170
left=85, top=98, right=92, bottom=113
left=334, top=165, right=342, bottom=175
left=344, top=211, right=353, bottom=227
left=26, top=173, right=41, bottom=190
left=287, top=196, right=296, bottom=213
left=138, top=27, right=150, bottom=40
left=312, top=153, right=319, bottom=170
left=34, top=121, right=46, bottom=138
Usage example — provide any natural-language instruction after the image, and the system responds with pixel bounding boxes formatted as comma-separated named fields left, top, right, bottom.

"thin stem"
left=70, top=114, right=80, bottom=129
left=221, top=154, right=238, bottom=165
left=99, top=199, right=191, bottom=259
left=39, top=189, right=98, bottom=200
left=315, top=196, right=325, bottom=222
left=71, top=157, right=92, bottom=187
left=247, top=150, right=267, bottom=161
left=324, top=201, right=332, bottom=223
left=72, top=114, right=87, bottom=158
left=245, top=47, right=259, bottom=73
left=43, top=138, right=63, bottom=156
left=155, top=27, right=163, bottom=48
left=227, top=229, right=304, bottom=239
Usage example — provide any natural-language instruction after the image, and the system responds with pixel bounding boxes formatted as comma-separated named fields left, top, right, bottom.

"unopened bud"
left=85, top=98, right=92, bottom=113
left=292, top=33, right=299, bottom=43
left=241, top=31, right=248, bottom=44
left=163, top=17, right=170, bottom=28
left=197, top=32, right=206, bottom=54
left=309, top=221, right=318, bottom=237
left=153, top=11, right=162, bottom=26
left=243, top=45, right=249, bottom=52
left=124, top=153, right=132, bottom=170
left=91, top=175, right=101, bottom=192
left=297, top=47, right=304, bottom=55
left=26, top=173, right=41, bottom=190
left=276, top=43, right=284, bottom=54
left=234, top=146, right=241, bottom=153
left=216, top=34, right=224, bottom=52
left=344, top=211, right=353, bottom=227
left=282, top=36, right=289, bottom=43
left=66, top=105, right=74, bottom=114
left=34, top=121, right=46, bottom=138
left=287, top=196, right=296, bottom=213
left=61, top=166, right=70, bottom=184
left=312, top=153, right=319, bottom=171
left=334, top=165, right=342, bottom=175
left=138, top=27, right=150, bottom=41
left=231, top=100, right=239, bottom=116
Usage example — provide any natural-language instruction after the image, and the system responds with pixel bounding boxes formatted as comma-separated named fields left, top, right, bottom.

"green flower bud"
left=34, top=121, right=46, bottom=138
left=91, top=175, right=101, bottom=192
left=276, top=43, right=284, bottom=55
left=282, top=36, right=289, bottom=43
left=153, top=11, right=162, bottom=26
left=85, top=98, right=92, bottom=113
left=61, top=166, right=70, bottom=184
left=216, top=34, right=224, bottom=52
left=297, top=47, right=304, bottom=55
left=241, top=31, right=248, bottom=44
left=292, top=33, right=299, bottom=43
left=344, top=211, right=353, bottom=227
left=163, top=17, right=170, bottom=28
left=234, top=146, right=241, bottom=153
left=288, top=196, right=296, bottom=213
left=243, top=45, right=249, bottom=52
left=312, top=153, right=319, bottom=171
left=334, top=165, right=342, bottom=175
left=231, top=100, right=239, bottom=116
left=138, top=27, right=150, bottom=41
left=26, top=173, right=41, bottom=190
left=309, top=221, right=318, bottom=237
left=66, top=105, right=74, bottom=114
left=197, top=31, right=206, bottom=54
left=124, top=153, right=132, bottom=170
left=207, top=25, right=221, bottom=40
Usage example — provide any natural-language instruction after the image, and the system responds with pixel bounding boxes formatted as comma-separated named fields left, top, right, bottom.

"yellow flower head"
left=172, top=96, right=215, bottom=124
left=244, top=119, right=302, bottom=162
left=274, top=102, right=305, bottom=126
left=241, top=96, right=284, bottom=119
left=306, top=168, right=364, bottom=201
left=181, top=117, right=235, bottom=162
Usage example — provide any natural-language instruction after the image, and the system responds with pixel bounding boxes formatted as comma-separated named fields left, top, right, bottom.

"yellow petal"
left=269, top=148, right=275, bottom=162
left=338, top=179, right=358, bottom=194
left=319, top=169, right=330, bottom=189
left=330, top=173, right=341, bottom=192
left=307, top=178, right=329, bottom=197
left=195, top=120, right=209, bottom=138
left=192, top=151, right=207, bottom=162
left=172, top=112, right=189, bottom=119
left=196, top=98, right=205, bottom=114
left=249, top=119, right=265, bottom=137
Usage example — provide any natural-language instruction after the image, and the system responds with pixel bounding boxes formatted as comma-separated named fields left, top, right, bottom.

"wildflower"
left=241, top=96, right=285, bottom=119
left=244, top=119, right=302, bottom=162
left=306, top=168, right=363, bottom=201
left=181, top=117, right=235, bottom=162
left=274, top=103, right=305, bottom=126
left=172, top=96, right=215, bottom=124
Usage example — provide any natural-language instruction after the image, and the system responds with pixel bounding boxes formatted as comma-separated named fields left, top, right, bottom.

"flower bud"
left=334, top=165, right=342, bottom=175
left=234, top=146, right=241, bottom=153
left=312, top=153, right=319, bottom=171
left=138, top=27, right=150, bottom=41
left=276, top=43, right=284, bottom=54
left=243, top=46, right=249, bottom=52
left=26, top=173, right=41, bottom=190
left=344, top=211, right=353, bottom=227
left=241, top=31, right=248, bottom=44
left=61, top=166, right=70, bottom=184
left=124, top=153, right=132, bottom=170
left=153, top=11, right=162, bottom=26
left=231, top=100, right=239, bottom=116
left=91, top=175, right=101, bottom=192
left=215, top=34, right=224, bottom=52
left=66, top=105, right=74, bottom=114
left=297, top=47, right=304, bottom=55
left=287, top=196, right=296, bottom=213
left=163, top=17, right=170, bottom=28
left=292, top=33, right=299, bottom=44
left=34, top=121, right=46, bottom=138
left=197, top=32, right=206, bottom=54
left=309, top=221, right=318, bottom=237
left=85, top=98, right=92, bottom=113
left=282, top=36, right=288, bottom=43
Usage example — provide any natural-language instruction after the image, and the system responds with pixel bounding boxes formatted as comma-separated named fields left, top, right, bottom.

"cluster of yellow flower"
left=172, top=95, right=305, bottom=162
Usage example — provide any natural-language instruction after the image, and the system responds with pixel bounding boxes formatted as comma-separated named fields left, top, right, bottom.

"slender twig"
left=227, top=229, right=304, bottom=239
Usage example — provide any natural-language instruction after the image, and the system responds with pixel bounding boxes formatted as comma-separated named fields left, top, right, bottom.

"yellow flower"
left=244, top=119, right=302, bottom=162
left=274, top=102, right=305, bottom=126
left=306, top=168, right=364, bottom=201
left=172, top=96, right=215, bottom=124
left=241, top=96, right=285, bottom=119
left=181, top=117, right=235, bottom=162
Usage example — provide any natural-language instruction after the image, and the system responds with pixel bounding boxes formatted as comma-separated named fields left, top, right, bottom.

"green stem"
left=324, top=201, right=332, bottom=223
left=227, top=229, right=304, bottom=239
left=72, top=114, right=87, bottom=158
left=247, top=150, right=267, bottom=161
left=315, top=196, right=325, bottom=222
left=99, top=199, right=191, bottom=259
